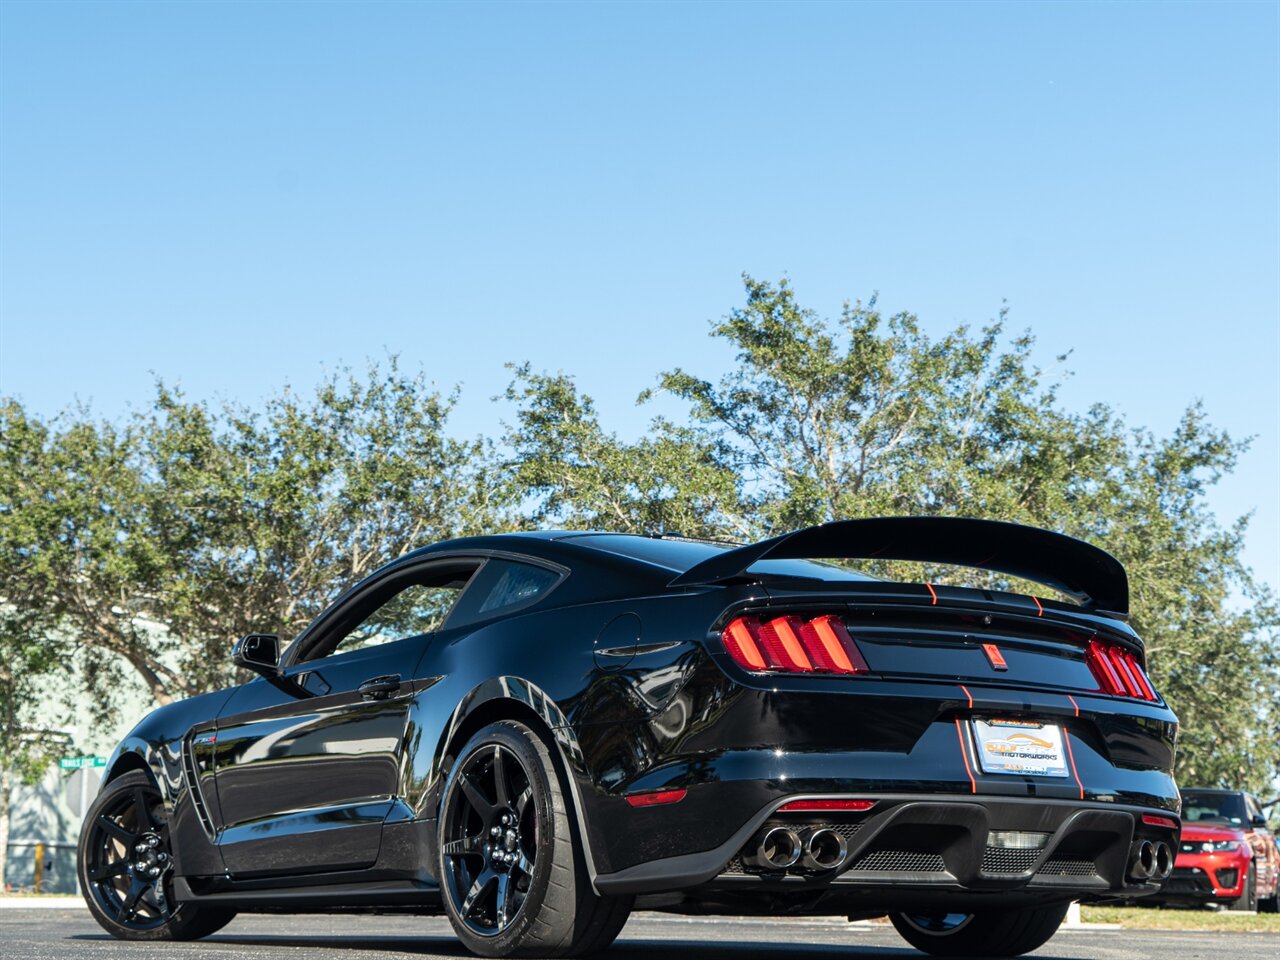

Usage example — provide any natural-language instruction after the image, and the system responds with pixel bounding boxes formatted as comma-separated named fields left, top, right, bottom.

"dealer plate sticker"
left=971, top=719, right=1070, bottom=778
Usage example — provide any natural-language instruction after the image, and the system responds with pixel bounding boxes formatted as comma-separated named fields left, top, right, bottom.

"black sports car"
left=78, top=517, right=1181, bottom=957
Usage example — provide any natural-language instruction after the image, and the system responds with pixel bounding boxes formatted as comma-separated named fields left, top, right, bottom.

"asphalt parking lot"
left=1, top=909, right=1278, bottom=960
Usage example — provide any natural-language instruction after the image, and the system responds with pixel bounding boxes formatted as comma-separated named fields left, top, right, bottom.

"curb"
left=0, top=897, right=86, bottom=909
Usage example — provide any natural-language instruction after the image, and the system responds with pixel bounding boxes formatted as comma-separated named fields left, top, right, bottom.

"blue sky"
left=1, top=0, right=1276, bottom=591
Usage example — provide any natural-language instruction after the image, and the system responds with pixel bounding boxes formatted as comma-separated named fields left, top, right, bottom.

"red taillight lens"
left=757, top=616, right=815, bottom=672
left=1086, top=639, right=1157, bottom=701
left=776, top=798, right=876, bottom=812
left=721, top=614, right=869, bottom=675
left=722, top=617, right=767, bottom=671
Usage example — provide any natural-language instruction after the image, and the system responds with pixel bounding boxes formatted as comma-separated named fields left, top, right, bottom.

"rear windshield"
left=1181, top=791, right=1248, bottom=826
left=569, top=534, right=876, bottom=583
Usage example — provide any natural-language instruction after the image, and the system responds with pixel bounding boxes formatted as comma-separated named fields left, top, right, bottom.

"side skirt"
left=172, top=875, right=441, bottom=913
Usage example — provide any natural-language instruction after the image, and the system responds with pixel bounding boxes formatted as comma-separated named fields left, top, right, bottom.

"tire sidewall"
left=436, top=721, right=565, bottom=956
left=78, top=769, right=233, bottom=942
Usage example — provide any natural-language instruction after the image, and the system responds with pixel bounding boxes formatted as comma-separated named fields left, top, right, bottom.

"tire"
left=77, top=770, right=235, bottom=941
left=1227, top=862, right=1258, bottom=912
left=437, top=720, right=632, bottom=957
left=890, top=903, right=1070, bottom=957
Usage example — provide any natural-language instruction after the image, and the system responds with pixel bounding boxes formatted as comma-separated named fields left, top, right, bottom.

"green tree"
left=0, top=361, right=509, bottom=713
left=503, top=363, right=745, bottom=539
left=0, top=407, right=73, bottom=886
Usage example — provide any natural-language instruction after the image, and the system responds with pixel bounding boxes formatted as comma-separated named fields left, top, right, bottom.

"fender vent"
left=181, top=735, right=215, bottom=837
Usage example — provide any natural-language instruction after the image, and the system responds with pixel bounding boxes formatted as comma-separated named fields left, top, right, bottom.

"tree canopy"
left=1, top=276, right=1275, bottom=795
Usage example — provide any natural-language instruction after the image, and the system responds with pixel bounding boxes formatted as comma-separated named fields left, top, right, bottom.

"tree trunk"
left=0, top=765, right=11, bottom=893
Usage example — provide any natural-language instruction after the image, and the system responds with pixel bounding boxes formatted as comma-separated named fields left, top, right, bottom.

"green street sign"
left=59, top=756, right=107, bottom=770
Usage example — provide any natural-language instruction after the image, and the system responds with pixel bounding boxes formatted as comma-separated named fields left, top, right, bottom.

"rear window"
left=570, top=534, right=876, bottom=583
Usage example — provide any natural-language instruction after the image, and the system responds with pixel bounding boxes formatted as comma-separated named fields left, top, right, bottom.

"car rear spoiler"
left=668, top=516, right=1128, bottom=614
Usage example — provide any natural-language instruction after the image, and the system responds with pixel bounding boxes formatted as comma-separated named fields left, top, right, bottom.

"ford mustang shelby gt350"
left=78, top=517, right=1181, bottom=957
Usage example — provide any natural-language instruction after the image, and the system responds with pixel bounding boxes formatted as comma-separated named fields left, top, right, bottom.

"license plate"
left=970, top=719, right=1070, bottom=778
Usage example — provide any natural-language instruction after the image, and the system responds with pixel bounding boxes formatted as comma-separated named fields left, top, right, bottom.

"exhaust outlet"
left=744, top=827, right=802, bottom=870
left=802, top=828, right=848, bottom=871
left=1128, top=840, right=1156, bottom=880
left=1153, top=841, right=1174, bottom=879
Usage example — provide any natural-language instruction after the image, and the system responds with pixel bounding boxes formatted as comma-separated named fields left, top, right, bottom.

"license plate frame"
left=970, top=718, right=1070, bottom=778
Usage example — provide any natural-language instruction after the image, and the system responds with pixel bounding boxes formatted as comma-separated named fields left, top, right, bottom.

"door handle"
left=358, top=674, right=402, bottom=700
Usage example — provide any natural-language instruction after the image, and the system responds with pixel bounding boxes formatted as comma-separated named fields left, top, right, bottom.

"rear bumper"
left=594, top=793, right=1178, bottom=903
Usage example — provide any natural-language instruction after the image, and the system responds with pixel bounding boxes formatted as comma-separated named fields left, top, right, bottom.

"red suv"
left=1155, top=788, right=1279, bottom=911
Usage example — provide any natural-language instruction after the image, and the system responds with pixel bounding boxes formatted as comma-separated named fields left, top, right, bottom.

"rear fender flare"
left=422, top=676, right=600, bottom=885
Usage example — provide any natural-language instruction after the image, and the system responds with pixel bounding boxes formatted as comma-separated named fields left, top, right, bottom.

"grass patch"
left=1082, top=906, right=1280, bottom=932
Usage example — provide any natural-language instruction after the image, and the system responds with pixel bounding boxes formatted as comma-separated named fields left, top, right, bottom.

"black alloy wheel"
left=438, top=721, right=632, bottom=958
left=77, top=770, right=234, bottom=941
left=441, top=741, right=538, bottom=935
left=889, top=903, right=1070, bottom=957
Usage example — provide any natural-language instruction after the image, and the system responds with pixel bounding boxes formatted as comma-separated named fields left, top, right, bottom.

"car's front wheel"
left=437, top=720, right=632, bottom=957
left=77, top=770, right=235, bottom=941
left=889, top=903, right=1070, bottom=957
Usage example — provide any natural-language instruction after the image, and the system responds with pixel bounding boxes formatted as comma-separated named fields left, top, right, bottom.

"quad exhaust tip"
left=1154, top=841, right=1174, bottom=879
left=744, top=827, right=803, bottom=870
left=1129, top=840, right=1173, bottom=881
left=802, top=828, right=848, bottom=871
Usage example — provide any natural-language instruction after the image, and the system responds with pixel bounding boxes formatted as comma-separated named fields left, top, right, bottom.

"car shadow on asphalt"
left=71, top=932, right=1073, bottom=959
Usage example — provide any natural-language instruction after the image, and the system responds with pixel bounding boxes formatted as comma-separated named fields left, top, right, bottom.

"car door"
left=209, top=557, right=480, bottom=878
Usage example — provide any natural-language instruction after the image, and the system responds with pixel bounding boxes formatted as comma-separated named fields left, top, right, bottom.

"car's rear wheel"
left=77, top=770, right=235, bottom=941
left=889, top=903, right=1069, bottom=957
left=438, top=720, right=632, bottom=957
left=1227, top=862, right=1258, bottom=912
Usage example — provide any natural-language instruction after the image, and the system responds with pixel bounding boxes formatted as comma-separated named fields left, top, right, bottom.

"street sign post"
left=58, top=756, right=107, bottom=770
left=61, top=757, right=108, bottom=830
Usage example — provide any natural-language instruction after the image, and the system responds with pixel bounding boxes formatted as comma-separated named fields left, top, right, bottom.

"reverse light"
left=1085, top=639, right=1158, bottom=701
left=721, top=615, right=870, bottom=675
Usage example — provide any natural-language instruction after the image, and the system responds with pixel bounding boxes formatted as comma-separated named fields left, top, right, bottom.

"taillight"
left=1086, top=639, right=1158, bottom=701
left=721, top=614, right=869, bottom=675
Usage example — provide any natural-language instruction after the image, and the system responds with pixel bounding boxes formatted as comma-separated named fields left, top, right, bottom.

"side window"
left=479, top=562, right=560, bottom=614
left=336, top=582, right=462, bottom=655
left=446, top=559, right=562, bottom=629
left=299, top=562, right=480, bottom=663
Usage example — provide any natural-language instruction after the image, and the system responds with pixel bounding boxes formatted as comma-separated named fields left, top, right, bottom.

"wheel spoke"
left=495, top=872, right=513, bottom=930
left=514, top=852, right=534, bottom=878
left=460, top=868, right=496, bottom=919
left=132, top=789, right=154, bottom=831
left=441, top=834, right=484, bottom=857
left=89, top=859, right=131, bottom=882
left=515, top=784, right=532, bottom=818
left=96, top=815, right=137, bottom=846
left=459, top=772, right=493, bottom=818
left=492, top=746, right=510, bottom=807
left=116, top=878, right=148, bottom=922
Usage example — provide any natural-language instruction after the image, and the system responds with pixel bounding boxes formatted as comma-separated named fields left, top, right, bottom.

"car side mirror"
left=233, top=633, right=280, bottom=677
left=1252, top=815, right=1269, bottom=828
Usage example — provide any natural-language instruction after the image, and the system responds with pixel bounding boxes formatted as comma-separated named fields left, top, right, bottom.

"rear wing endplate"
left=668, top=516, right=1128, bottom=614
